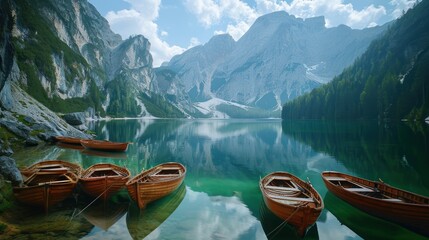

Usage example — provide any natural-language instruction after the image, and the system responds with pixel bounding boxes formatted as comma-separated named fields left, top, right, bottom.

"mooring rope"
left=266, top=202, right=307, bottom=238
left=69, top=183, right=114, bottom=221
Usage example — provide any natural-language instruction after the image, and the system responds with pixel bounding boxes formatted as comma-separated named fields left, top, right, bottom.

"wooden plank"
left=325, top=177, right=346, bottom=181
left=160, top=167, right=181, bottom=170
left=270, top=176, right=292, bottom=181
left=153, top=174, right=180, bottom=177
left=346, top=187, right=374, bottom=192
left=36, top=164, right=64, bottom=169
left=38, top=180, right=71, bottom=185
left=39, top=167, right=69, bottom=172
left=265, top=185, right=299, bottom=191
left=93, top=168, right=114, bottom=172
left=382, top=198, right=403, bottom=202
left=267, top=194, right=314, bottom=202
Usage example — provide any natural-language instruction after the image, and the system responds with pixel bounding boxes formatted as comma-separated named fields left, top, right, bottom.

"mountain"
left=282, top=0, right=429, bottom=121
left=165, top=34, right=236, bottom=102
left=160, top=12, right=387, bottom=117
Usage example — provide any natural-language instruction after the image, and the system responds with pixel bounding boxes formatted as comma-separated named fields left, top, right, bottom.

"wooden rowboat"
left=13, top=170, right=78, bottom=211
left=79, top=163, right=130, bottom=201
left=126, top=162, right=186, bottom=208
left=259, top=172, right=323, bottom=236
left=80, top=139, right=129, bottom=152
left=55, top=136, right=85, bottom=145
left=322, top=171, right=429, bottom=237
left=20, top=160, right=83, bottom=179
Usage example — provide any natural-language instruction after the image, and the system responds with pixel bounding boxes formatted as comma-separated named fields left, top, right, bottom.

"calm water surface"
left=10, top=119, right=429, bottom=239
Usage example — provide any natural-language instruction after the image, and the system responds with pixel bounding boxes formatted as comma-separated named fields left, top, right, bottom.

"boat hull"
left=55, top=136, right=84, bottom=145
left=13, top=172, right=78, bottom=210
left=80, top=140, right=128, bottom=152
left=80, top=163, right=130, bottom=201
left=322, top=171, right=429, bottom=237
left=126, top=162, right=186, bottom=208
left=260, top=172, right=323, bottom=236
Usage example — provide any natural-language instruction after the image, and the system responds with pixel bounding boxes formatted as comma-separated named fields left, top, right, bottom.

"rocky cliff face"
left=0, top=0, right=163, bottom=153
left=40, top=0, right=122, bottom=68
left=166, top=34, right=236, bottom=102
left=162, top=12, right=387, bottom=114
left=1, top=0, right=158, bottom=118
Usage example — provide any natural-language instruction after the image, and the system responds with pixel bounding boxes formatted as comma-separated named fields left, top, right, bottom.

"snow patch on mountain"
left=195, top=98, right=250, bottom=119
left=304, top=63, right=331, bottom=84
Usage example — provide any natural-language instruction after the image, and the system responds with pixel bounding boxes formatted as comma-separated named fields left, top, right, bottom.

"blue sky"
left=88, top=0, right=418, bottom=67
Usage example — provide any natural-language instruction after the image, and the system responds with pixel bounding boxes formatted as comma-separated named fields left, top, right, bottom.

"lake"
left=7, top=119, right=429, bottom=239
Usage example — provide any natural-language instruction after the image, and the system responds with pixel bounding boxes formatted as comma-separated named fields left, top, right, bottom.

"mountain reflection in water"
left=9, top=119, right=429, bottom=239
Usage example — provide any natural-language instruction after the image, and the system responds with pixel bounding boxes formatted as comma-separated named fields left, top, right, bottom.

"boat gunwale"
left=126, top=162, right=186, bottom=186
left=19, top=172, right=79, bottom=188
left=80, top=163, right=131, bottom=180
left=20, top=160, right=83, bottom=178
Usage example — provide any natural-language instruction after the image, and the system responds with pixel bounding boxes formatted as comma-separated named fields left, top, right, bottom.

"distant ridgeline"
left=282, top=0, right=429, bottom=121
left=0, top=0, right=390, bottom=120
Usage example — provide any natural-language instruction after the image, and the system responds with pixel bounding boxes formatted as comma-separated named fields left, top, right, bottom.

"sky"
left=88, top=0, right=419, bottom=67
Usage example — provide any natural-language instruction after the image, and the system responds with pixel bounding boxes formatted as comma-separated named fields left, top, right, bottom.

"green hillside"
left=282, top=0, right=429, bottom=121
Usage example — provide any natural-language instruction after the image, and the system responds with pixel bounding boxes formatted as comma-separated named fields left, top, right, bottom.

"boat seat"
left=267, top=194, right=315, bottom=202
left=93, top=167, right=114, bottom=172
left=152, top=174, right=179, bottom=177
left=38, top=164, right=64, bottom=168
left=382, top=198, right=403, bottom=202
left=34, top=169, right=68, bottom=175
left=346, top=187, right=374, bottom=192
left=265, top=185, right=299, bottom=191
left=85, top=168, right=124, bottom=178
left=325, top=177, right=346, bottom=181
left=270, top=176, right=292, bottom=181
left=38, top=179, right=71, bottom=185
left=160, top=167, right=181, bottom=170
left=39, top=167, right=69, bottom=172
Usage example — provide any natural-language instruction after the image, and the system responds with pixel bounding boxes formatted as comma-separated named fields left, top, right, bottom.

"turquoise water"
left=10, top=119, right=429, bottom=239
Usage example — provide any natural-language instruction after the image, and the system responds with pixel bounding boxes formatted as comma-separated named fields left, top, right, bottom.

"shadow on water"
left=324, top=192, right=427, bottom=239
left=81, top=149, right=128, bottom=159
left=126, top=183, right=186, bottom=239
left=259, top=199, right=319, bottom=240
left=78, top=199, right=127, bottom=231
left=2, top=197, right=93, bottom=239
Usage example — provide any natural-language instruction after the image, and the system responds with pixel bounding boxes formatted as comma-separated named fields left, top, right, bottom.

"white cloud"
left=255, top=0, right=387, bottom=29
left=184, top=0, right=222, bottom=27
left=225, top=21, right=251, bottom=40
left=105, top=0, right=185, bottom=67
left=184, top=0, right=258, bottom=40
left=390, top=0, right=418, bottom=18
left=189, top=37, right=201, bottom=48
left=184, top=0, right=389, bottom=42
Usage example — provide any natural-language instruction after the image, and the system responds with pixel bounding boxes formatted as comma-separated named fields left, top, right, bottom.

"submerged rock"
left=24, top=137, right=39, bottom=147
left=0, top=156, right=23, bottom=185
left=0, top=140, right=13, bottom=156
